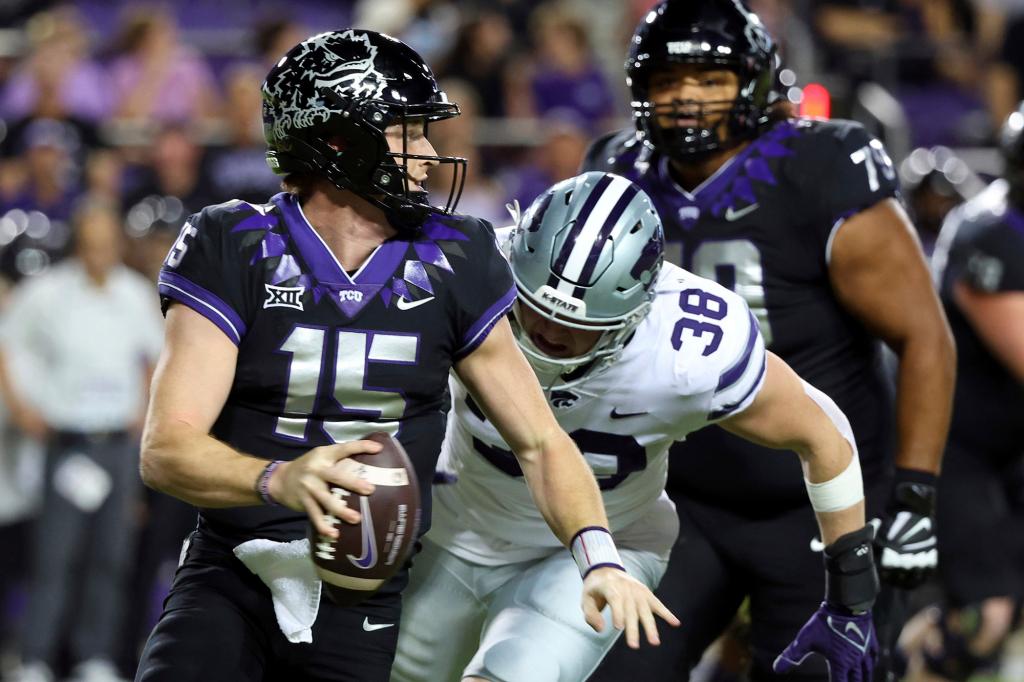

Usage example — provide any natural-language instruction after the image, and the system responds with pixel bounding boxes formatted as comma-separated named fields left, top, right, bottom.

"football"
left=309, top=432, right=421, bottom=606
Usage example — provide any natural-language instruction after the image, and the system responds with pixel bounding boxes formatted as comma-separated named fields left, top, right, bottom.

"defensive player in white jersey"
left=391, top=172, right=880, bottom=682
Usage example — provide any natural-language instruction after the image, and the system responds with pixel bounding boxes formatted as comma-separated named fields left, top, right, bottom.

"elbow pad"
left=823, top=525, right=879, bottom=614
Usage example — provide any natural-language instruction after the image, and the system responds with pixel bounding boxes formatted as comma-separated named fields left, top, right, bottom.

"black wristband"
left=823, top=525, right=879, bottom=614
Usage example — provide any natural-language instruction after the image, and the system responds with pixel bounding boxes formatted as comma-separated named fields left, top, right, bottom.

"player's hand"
left=774, top=602, right=877, bottom=682
left=581, top=566, right=680, bottom=649
left=269, top=441, right=381, bottom=538
left=872, top=469, right=938, bottom=589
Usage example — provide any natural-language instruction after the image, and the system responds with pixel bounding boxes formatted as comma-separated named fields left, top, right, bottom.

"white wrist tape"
left=805, top=453, right=864, bottom=512
left=801, top=379, right=864, bottom=513
left=570, top=527, right=624, bottom=579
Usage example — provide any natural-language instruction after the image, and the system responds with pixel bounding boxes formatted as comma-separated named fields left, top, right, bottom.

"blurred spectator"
left=438, top=10, right=517, bottom=118
left=251, top=16, right=308, bottom=68
left=429, top=79, right=510, bottom=225
left=82, top=149, right=126, bottom=208
left=813, top=0, right=988, bottom=146
left=205, top=64, right=281, bottom=205
left=355, top=0, right=461, bottom=63
left=511, top=2, right=617, bottom=133
left=107, top=6, right=222, bottom=125
left=0, top=118, right=84, bottom=282
left=122, top=124, right=217, bottom=215
left=501, top=115, right=590, bottom=208
left=899, top=146, right=982, bottom=254
left=0, top=7, right=109, bottom=123
left=0, top=200, right=163, bottom=682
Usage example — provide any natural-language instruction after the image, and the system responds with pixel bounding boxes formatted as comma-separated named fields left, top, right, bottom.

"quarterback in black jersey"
left=584, top=1, right=955, bottom=680
left=904, top=105, right=1024, bottom=682
left=135, top=30, right=675, bottom=682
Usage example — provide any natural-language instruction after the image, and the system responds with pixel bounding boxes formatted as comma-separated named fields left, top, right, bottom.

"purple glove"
left=773, top=602, right=877, bottom=682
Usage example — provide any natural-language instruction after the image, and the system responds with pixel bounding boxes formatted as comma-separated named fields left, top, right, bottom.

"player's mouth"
left=531, top=332, right=571, bottom=358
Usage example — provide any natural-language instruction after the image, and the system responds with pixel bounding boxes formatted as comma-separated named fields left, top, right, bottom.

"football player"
left=134, top=31, right=673, bottom=682
left=391, top=171, right=879, bottom=682
left=582, top=1, right=956, bottom=680
left=904, top=103, right=1024, bottom=681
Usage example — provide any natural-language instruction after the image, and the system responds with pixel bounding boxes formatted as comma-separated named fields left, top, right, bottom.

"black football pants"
left=135, top=529, right=402, bottom=682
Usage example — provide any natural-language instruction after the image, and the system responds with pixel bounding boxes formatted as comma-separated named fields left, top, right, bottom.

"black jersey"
left=158, top=192, right=515, bottom=543
left=584, top=119, right=901, bottom=510
left=934, top=181, right=1024, bottom=460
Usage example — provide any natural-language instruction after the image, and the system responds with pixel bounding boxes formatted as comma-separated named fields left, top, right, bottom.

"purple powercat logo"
left=347, top=496, right=378, bottom=570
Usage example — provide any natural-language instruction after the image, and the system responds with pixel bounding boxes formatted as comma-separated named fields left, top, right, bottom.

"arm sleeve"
left=451, top=219, right=517, bottom=360
left=156, top=207, right=251, bottom=345
left=952, top=220, right=1024, bottom=293
left=795, top=121, right=901, bottom=244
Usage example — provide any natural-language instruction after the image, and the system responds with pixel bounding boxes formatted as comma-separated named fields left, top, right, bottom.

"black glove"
left=873, top=468, right=938, bottom=589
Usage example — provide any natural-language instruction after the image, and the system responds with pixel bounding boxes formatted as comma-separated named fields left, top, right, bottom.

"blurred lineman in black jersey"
left=903, top=103, right=1024, bottom=682
left=584, top=1, right=956, bottom=680
left=134, top=29, right=674, bottom=682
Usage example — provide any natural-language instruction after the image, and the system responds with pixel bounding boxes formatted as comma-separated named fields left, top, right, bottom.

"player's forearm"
left=892, top=326, right=955, bottom=474
left=518, top=428, right=609, bottom=547
left=141, top=418, right=266, bottom=508
left=797, top=433, right=866, bottom=545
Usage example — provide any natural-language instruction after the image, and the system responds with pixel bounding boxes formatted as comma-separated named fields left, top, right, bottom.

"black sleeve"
left=952, top=220, right=1024, bottom=293
left=157, top=205, right=252, bottom=345
left=580, top=130, right=621, bottom=173
left=792, top=120, right=901, bottom=239
left=450, top=218, right=516, bottom=360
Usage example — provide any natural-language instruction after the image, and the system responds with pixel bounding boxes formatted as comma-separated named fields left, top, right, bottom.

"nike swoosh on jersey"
left=724, top=203, right=759, bottom=221
left=609, top=408, right=650, bottom=419
left=362, top=617, right=394, bottom=632
left=396, top=296, right=435, bottom=310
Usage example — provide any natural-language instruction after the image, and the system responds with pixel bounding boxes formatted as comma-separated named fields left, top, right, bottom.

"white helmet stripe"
left=560, top=174, right=634, bottom=282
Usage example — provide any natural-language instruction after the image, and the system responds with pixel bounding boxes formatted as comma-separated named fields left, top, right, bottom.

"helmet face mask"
left=508, top=172, right=664, bottom=390
left=262, top=30, right=466, bottom=230
left=627, top=0, right=778, bottom=161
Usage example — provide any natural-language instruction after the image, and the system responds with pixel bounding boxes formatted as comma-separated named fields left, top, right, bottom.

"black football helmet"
left=262, top=30, right=466, bottom=230
left=1001, top=101, right=1024, bottom=208
left=626, top=0, right=778, bottom=159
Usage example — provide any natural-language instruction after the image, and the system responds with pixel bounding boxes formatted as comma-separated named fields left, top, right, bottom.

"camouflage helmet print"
left=261, top=29, right=466, bottom=230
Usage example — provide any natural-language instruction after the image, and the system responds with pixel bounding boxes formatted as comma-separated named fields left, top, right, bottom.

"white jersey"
left=430, top=261, right=768, bottom=565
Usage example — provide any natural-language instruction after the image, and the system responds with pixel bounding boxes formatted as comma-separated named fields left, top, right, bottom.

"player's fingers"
left=324, top=462, right=375, bottom=496
left=327, top=439, right=384, bottom=461
left=639, top=599, right=661, bottom=646
left=311, top=485, right=361, bottom=525
left=622, top=595, right=640, bottom=650
left=302, top=494, right=337, bottom=539
left=582, top=595, right=604, bottom=633
left=647, top=593, right=680, bottom=627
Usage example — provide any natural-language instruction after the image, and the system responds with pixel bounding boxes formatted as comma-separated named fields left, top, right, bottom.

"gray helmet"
left=509, top=172, right=664, bottom=388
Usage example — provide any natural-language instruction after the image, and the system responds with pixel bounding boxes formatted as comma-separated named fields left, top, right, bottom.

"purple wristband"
left=256, top=460, right=283, bottom=506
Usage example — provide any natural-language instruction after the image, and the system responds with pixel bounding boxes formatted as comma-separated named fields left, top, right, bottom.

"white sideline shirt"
left=0, top=261, right=164, bottom=432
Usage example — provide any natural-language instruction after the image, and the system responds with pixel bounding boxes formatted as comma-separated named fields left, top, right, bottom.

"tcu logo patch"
left=339, top=289, right=364, bottom=303
left=264, top=283, right=305, bottom=311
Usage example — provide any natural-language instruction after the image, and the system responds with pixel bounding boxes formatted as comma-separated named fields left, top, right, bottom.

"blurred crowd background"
left=0, top=0, right=1019, bottom=680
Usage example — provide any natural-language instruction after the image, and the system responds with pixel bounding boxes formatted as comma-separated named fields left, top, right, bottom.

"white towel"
left=233, top=538, right=322, bottom=644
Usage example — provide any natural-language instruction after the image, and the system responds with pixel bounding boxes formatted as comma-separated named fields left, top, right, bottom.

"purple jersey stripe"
left=158, top=272, right=246, bottom=345
left=455, top=284, right=517, bottom=359
left=716, top=311, right=761, bottom=393
left=551, top=174, right=615, bottom=273
left=575, top=183, right=640, bottom=286
left=708, top=350, right=767, bottom=420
